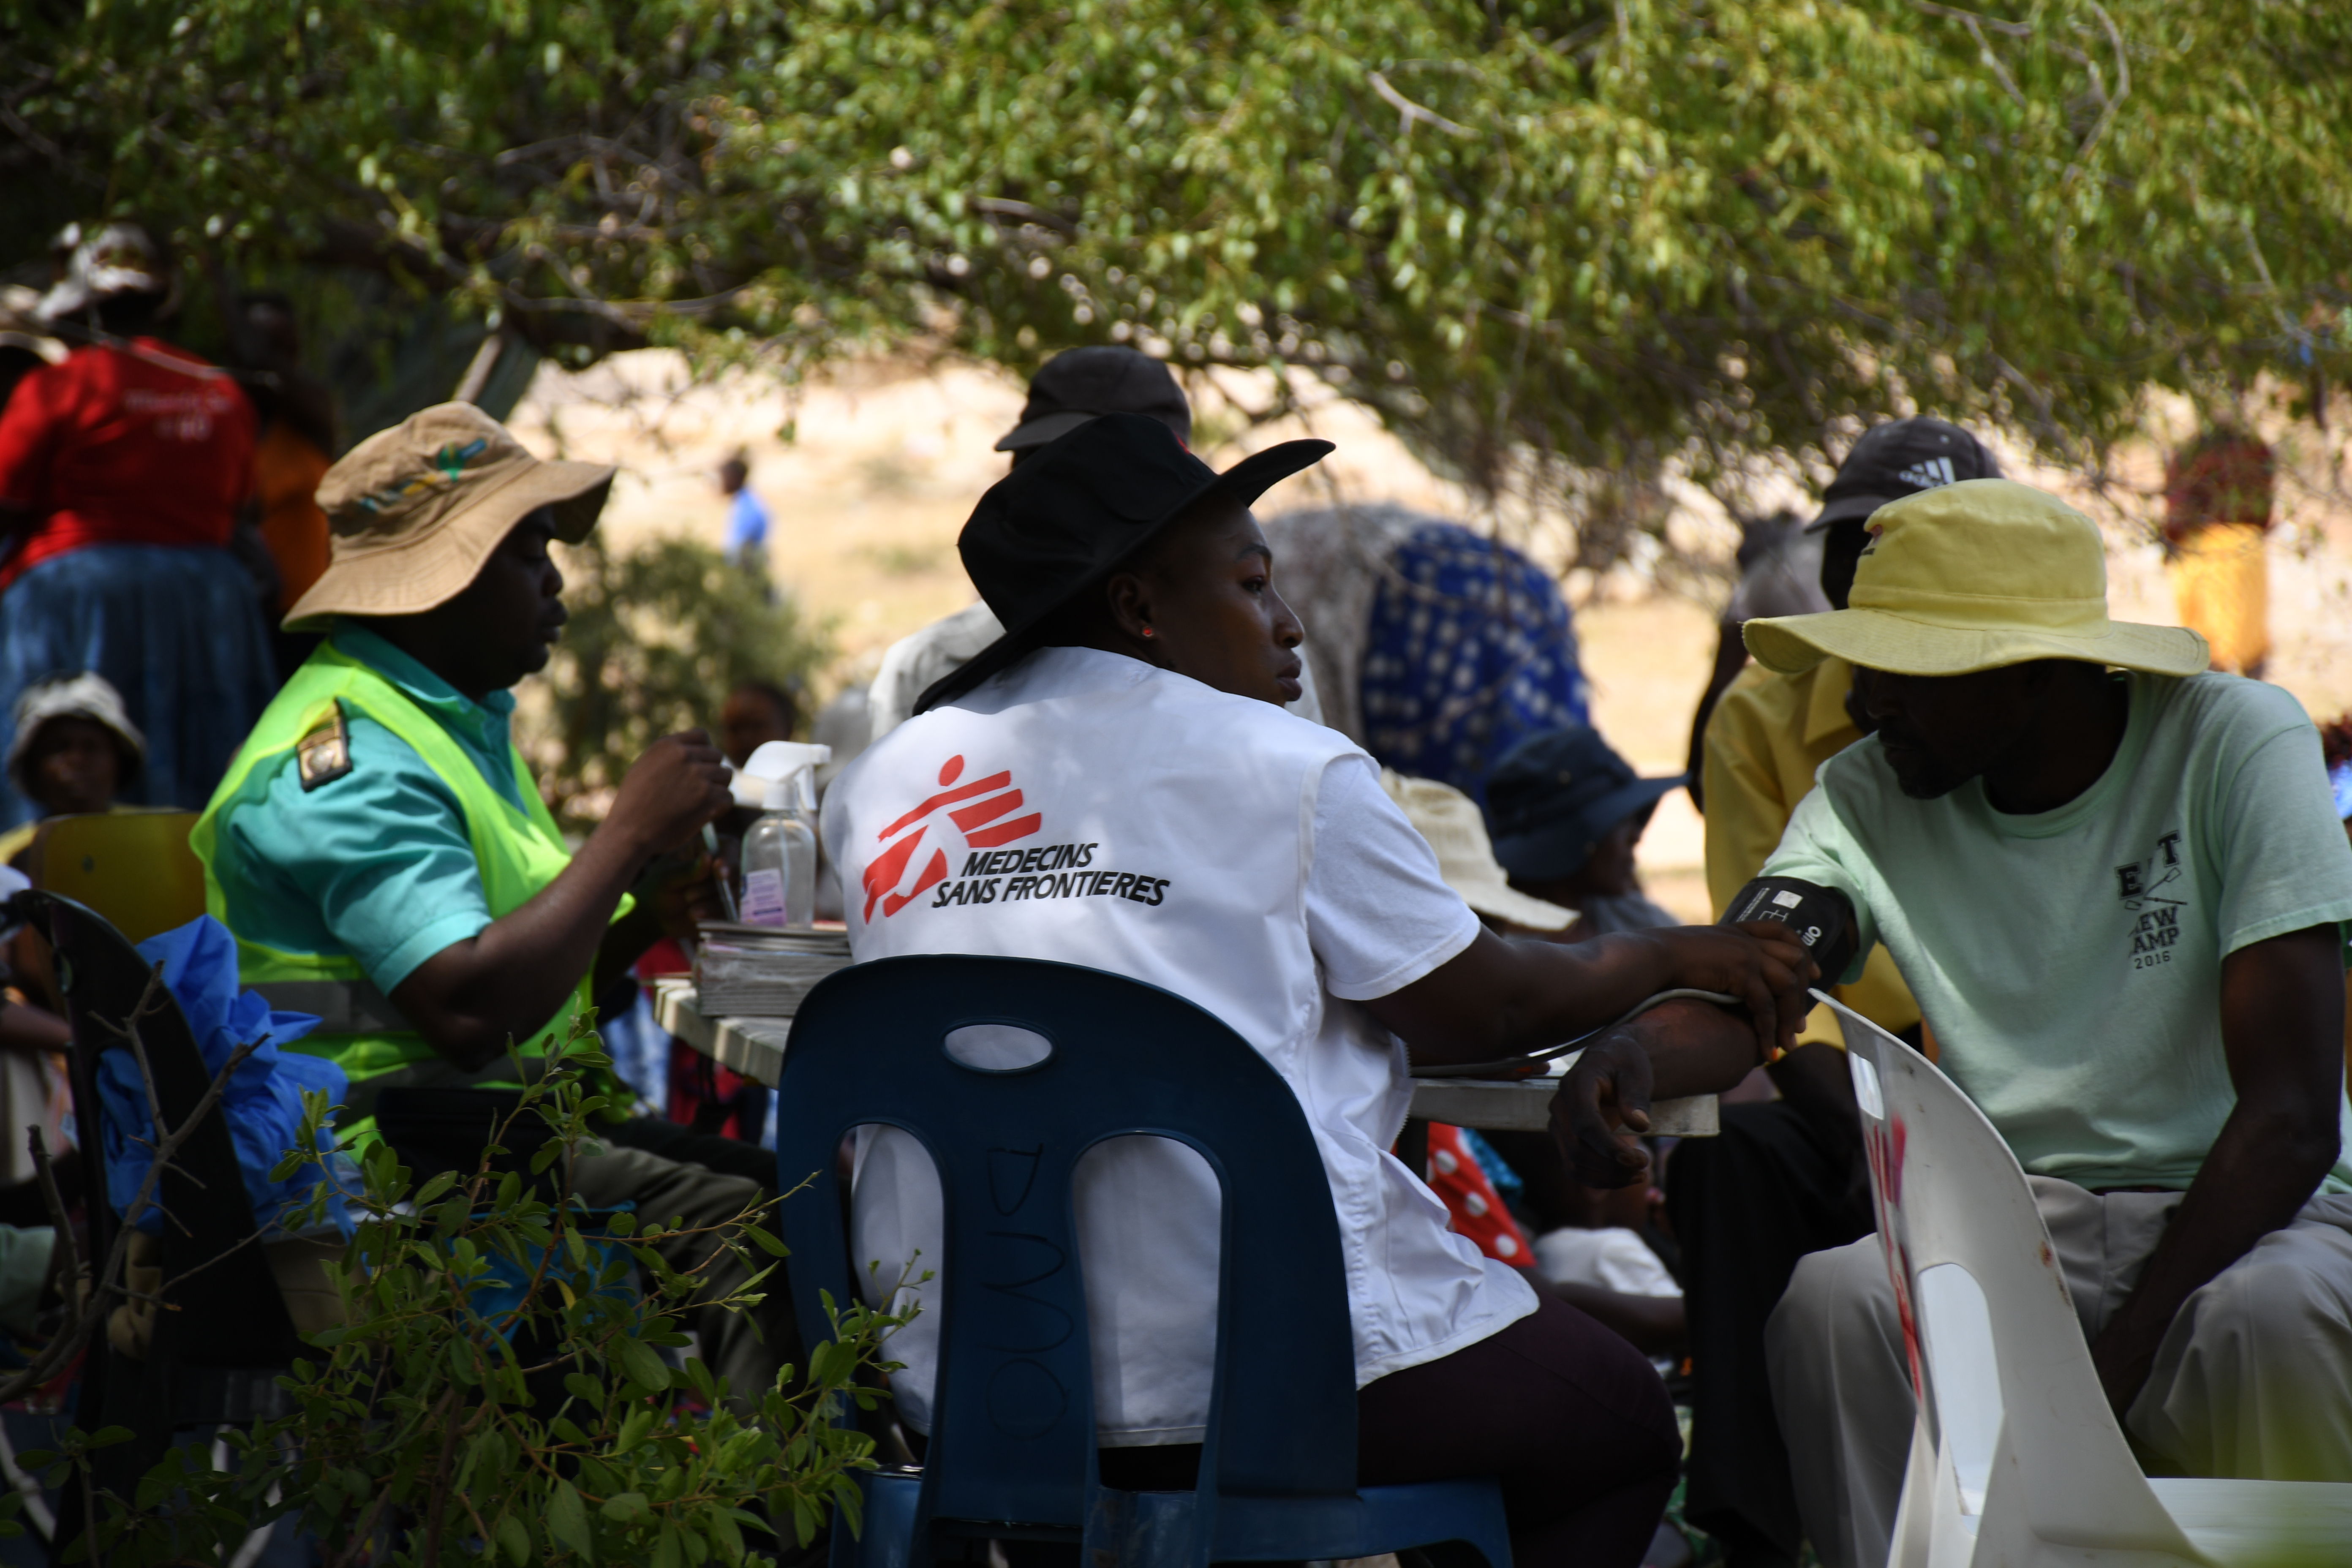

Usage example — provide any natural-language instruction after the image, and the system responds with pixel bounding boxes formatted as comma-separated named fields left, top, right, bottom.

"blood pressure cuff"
left=1722, top=876, right=1859, bottom=984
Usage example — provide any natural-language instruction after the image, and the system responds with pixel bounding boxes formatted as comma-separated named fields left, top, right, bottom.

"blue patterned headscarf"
left=1358, top=523, right=1591, bottom=803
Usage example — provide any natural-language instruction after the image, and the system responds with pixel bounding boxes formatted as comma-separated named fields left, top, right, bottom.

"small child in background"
left=0, top=672, right=145, bottom=868
left=1484, top=724, right=1685, bottom=937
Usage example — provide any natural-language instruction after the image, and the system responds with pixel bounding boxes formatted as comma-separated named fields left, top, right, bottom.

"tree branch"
left=1367, top=72, right=1475, bottom=139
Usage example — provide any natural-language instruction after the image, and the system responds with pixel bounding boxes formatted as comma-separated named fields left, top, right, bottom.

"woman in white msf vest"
left=824, top=414, right=1815, bottom=1568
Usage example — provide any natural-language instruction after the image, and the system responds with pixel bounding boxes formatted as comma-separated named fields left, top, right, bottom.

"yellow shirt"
left=1701, top=655, right=1922, bottom=1040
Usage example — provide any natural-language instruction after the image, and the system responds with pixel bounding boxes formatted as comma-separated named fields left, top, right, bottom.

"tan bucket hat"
left=1380, top=770, right=1577, bottom=933
left=284, top=402, right=614, bottom=630
left=1742, top=478, right=2210, bottom=679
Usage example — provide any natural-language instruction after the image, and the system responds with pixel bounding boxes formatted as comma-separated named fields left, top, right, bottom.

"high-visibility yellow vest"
left=193, top=639, right=620, bottom=1143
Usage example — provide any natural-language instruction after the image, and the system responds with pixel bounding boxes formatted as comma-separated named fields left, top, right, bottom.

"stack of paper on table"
left=694, top=923, right=854, bottom=1016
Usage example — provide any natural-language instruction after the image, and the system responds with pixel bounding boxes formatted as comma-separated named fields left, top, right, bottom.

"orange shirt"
left=252, top=421, right=332, bottom=612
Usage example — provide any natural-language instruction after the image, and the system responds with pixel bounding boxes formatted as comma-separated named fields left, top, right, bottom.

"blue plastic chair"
left=775, top=953, right=1514, bottom=1568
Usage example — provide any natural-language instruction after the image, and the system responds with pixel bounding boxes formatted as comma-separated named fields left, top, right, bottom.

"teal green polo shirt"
left=209, top=623, right=536, bottom=994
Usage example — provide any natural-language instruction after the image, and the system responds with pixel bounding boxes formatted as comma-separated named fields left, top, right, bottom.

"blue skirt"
left=0, top=544, right=278, bottom=830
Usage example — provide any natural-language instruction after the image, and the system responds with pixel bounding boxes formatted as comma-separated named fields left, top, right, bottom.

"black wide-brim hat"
left=912, top=412, right=1333, bottom=714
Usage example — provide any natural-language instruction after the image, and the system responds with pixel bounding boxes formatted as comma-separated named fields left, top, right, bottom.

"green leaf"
left=599, top=1491, right=650, bottom=1523
left=615, top=1406, right=656, bottom=1454
left=496, top=1513, right=534, bottom=1567
left=615, top=1335, right=672, bottom=1392
left=710, top=1505, right=745, bottom=1565
left=413, top=1171, right=459, bottom=1207
left=548, top=1479, right=595, bottom=1560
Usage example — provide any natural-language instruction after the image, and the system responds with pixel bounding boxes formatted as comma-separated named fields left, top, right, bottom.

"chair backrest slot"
left=945, top=1023, right=1055, bottom=1073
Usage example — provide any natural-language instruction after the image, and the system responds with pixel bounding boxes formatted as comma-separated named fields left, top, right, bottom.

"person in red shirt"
left=0, top=223, right=276, bottom=832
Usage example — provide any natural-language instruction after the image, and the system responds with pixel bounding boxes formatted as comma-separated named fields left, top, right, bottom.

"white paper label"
left=740, top=868, right=789, bottom=927
left=1849, top=1051, right=1884, bottom=1119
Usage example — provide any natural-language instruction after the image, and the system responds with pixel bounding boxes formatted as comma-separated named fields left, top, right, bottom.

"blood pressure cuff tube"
left=1722, top=876, right=1858, bottom=983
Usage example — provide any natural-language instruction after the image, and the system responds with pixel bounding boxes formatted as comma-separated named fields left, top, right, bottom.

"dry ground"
left=509, top=353, right=2352, bottom=925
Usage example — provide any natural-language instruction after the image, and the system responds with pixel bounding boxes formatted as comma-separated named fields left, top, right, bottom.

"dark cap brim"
left=911, top=436, right=1334, bottom=715
left=993, top=411, right=1102, bottom=452
left=1803, top=493, right=1894, bottom=533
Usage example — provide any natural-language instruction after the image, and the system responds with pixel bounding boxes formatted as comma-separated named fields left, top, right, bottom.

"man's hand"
left=605, top=730, right=733, bottom=866
left=1552, top=1032, right=1656, bottom=1188
left=395, top=731, right=730, bottom=1069
left=1647, top=921, right=1817, bottom=1061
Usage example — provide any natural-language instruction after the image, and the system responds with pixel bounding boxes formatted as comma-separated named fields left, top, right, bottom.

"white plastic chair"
left=1821, top=993, right=2352, bottom=1566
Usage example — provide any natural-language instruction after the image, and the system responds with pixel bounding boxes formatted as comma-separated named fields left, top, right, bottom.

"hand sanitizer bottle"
left=737, top=741, right=831, bottom=929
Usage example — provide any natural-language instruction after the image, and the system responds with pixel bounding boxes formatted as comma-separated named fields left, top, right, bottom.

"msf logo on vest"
left=862, top=755, right=1041, bottom=920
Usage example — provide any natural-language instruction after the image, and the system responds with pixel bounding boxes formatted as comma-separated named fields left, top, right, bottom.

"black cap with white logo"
left=1807, top=417, right=2001, bottom=531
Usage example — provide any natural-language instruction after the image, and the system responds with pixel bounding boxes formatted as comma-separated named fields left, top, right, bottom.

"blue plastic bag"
left=98, top=916, right=357, bottom=1238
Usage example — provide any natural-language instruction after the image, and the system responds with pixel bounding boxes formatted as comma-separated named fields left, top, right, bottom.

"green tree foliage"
left=8, top=1, right=2348, bottom=539
left=25, top=1031, right=911, bottom=1566
left=530, top=536, right=832, bottom=832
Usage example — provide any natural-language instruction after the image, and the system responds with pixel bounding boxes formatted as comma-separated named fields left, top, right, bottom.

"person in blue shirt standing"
left=718, top=449, right=770, bottom=567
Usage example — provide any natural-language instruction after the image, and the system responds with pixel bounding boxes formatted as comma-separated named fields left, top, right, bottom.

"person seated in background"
left=1564, top=478, right=2352, bottom=1568
left=826, top=413, right=1817, bottom=1568
left=0, top=672, right=145, bottom=868
left=1483, top=724, right=1684, bottom=937
left=193, top=402, right=798, bottom=1406
left=1673, top=416, right=1997, bottom=1567
left=717, top=678, right=798, bottom=769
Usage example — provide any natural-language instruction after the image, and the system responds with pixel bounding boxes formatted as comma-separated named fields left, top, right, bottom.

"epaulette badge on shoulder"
left=296, top=700, right=355, bottom=792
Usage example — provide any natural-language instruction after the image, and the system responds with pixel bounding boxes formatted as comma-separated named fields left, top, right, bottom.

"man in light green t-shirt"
left=1552, top=477, right=2352, bottom=1568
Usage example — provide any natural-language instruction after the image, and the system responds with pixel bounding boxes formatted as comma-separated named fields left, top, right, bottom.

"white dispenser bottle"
left=737, top=740, right=831, bottom=929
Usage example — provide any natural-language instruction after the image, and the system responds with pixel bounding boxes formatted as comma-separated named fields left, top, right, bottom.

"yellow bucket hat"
left=285, top=402, right=615, bottom=631
left=1742, top=478, right=2209, bottom=679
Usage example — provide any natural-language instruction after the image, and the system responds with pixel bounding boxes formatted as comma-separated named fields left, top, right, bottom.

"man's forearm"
left=1470, top=930, right=1690, bottom=1059
left=1616, top=997, right=1764, bottom=1099
left=392, top=826, right=648, bottom=1067
left=1378, top=929, right=1691, bottom=1069
left=2093, top=1099, right=2334, bottom=1399
left=2093, top=924, right=2349, bottom=1413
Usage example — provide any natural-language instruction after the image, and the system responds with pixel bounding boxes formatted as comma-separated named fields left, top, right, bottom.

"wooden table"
left=651, top=977, right=1716, bottom=1137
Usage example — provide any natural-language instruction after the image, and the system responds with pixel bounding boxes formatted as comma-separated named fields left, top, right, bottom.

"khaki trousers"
left=1765, top=1177, right=2352, bottom=1568
left=570, top=1145, right=800, bottom=1410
